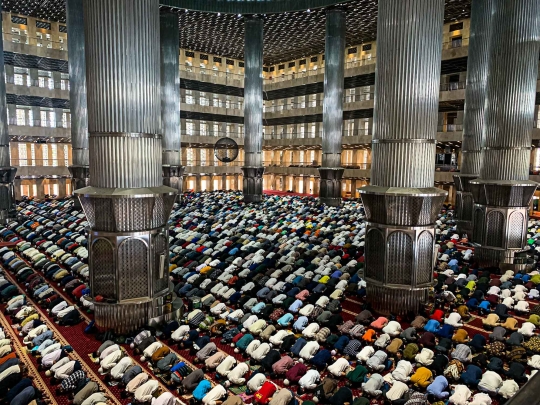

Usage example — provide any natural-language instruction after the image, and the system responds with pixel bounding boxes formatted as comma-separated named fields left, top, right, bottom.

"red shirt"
left=430, top=309, right=445, bottom=323
left=254, top=382, right=277, bottom=404
left=72, top=284, right=87, bottom=298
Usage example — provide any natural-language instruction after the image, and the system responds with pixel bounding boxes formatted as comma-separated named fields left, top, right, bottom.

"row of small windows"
left=17, top=143, right=69, bottom=167
left=10, top=15, right=66, bottom=32
left=14, top=108, right=70, bottom=128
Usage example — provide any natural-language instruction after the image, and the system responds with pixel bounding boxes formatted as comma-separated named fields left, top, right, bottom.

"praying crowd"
left=0, top=191, right=539, bottom=405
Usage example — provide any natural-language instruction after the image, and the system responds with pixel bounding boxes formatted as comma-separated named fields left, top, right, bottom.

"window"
left=62, top=112, right=68, bottom=128
left=38, top=77, right=46, bottom=88
left=200, top=149, right=207, bottom=166
left=185, top=90, right=194, bottom=105
left=64, top=145, right=69, bottom=166
left=51, top=144, right=58, bottom=167
left=42, top=144, right=49, bottom=166
left=28, top=110, right=33, bottom=127
left=299, top=59, right=306, bottom=66
left=14, top=74, right=24, bottom=86
left=40, top=110, right=47, bottom=126
left=18, top=144, right=28, bottom=166
left=187, top=147, right=194, bottom=163
left=200, top=92, right=209, bottom=106
left=200, top=122, right=208, bottom=136
left=49, top=111, right=56, bottom=128
left=451, top=36, right=462, bottom=48
left=31, top=143, right=36, bottom=166
left=48, top=78, right=54, bottom=90
left=348, top=47, right=357, bottom=54
left=449, top=22, right=463, bottom=32
left=186, top=121, right=194, bottom=136
left=362, top=44, right=372, bottom=51
left=16, top=109, right=26, bottom=126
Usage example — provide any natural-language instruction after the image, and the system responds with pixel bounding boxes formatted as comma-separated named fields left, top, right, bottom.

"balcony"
left=10, top=158, right=71, bottom=177
left=3, top=33, right=67, bottom=60
left=6, top=76, right=69, bottom=99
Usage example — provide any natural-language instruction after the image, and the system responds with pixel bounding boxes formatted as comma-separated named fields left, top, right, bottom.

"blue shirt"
left=293, top=316, right=308, bottom=332
left=252, top=302, right=266, bottom=314
left=289, top=299, right=303, bottom=313
left=277, top=313, right=294, bottom=326
left=479, top=301, right=491, bottom=310
left=193, top=380, right=212, bottom=401
left=424, top=320, right=440, bottom=333
left=170, top=362, right=186, bottom=373
left=427, top=376, right=449, bottom=399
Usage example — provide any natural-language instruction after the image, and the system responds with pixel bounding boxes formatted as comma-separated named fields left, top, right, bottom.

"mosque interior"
left=0, top=1, right=539, bottom=405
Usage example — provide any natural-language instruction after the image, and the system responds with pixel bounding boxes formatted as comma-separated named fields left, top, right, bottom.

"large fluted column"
left=470, top=0, right=540, bottom=269
left=359, top=0, right=447, bottom=315
left=242, top=16, right=264, bottom=203
left=0, top=5, right=16, bottom=221
left=319, top=9, right=345, bottom=207
left=161, top=13, right=184, bottom=198
left=453, top=0, right=494, bottom=237
left=66, top=0, right=89, bottom=203
left=77, top=0, right=177, bottom=333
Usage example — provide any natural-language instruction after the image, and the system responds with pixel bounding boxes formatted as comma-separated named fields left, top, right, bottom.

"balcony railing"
left=6, top=75, right=69, bottom=91
left=8, top=118, right=70, bottom=129
left=435, top=164, right=459, bottom=172
left=263, top=128, right=372, bottom=140
left=180, top=64, right=244, bottom=83
left=442, top=37, right=469, bottom=50
left=437, top=124, right=463, bottom=132
left=181, top=96, right=243, bottom=110
left=11, top=158, right=69, bottom=167
left=440, top=81, right=466, bottom=92
left=3, top=32, right=66, bottom=50
left=184, top=130, right=243, bottom=138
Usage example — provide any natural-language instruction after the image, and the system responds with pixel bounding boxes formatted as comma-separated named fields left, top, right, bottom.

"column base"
left=318, top=167, right=344, bottom=207
left=68, top=165, right=90, bottom=209
left=241, top=166, right=264, bottom=203
left=92, top=295, right=178, bottom=334
left=162, top=165, right=184, bottom=201
left=453, top=174, right=477, bottom=238
left=474, top=246, right=529, bottom=272
left=0, top=167, right=17, bottom=224
left=367, top=284, right=430, bottom=316
left=359, top=185, right=446, bottom=315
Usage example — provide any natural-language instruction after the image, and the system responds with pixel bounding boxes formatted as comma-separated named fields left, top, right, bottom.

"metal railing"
left=184, top=130, right=243, bottom=138
left=8, top=118, right=69, bottom=129
left=435, top=164, right=459, bottom=172
left=441, top=37, right=469, bottom=50
left=3, top=32, right=66, bottom=50
left=440, top=81, right=466, bottom=92
left=263, top=128, right=372, bottom=140
left=180, top=64, right=244, bottom=83
left=437, top=124, right=463, bottom=132
left=181, top=96, right=243, bottom=110
left=6, top=75, right=69, bottom=91
left=11, top=158, right=69, bottom=167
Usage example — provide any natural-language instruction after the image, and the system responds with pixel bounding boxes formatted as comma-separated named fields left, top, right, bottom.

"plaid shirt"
left=61, top=370, right=86, bottom=391
left=343, top=339, right=362, bottom=357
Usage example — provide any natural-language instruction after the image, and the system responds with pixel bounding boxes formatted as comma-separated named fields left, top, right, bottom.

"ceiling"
left=2, top=0, right=471, bottom=65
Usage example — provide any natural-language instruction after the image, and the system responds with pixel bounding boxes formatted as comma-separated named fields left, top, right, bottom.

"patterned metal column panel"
left=161, top=13, right=184, bottom=195
left=359, top=0, right=446, bottom=315
left=79, top=0, right=176, bottom=333
left=470, top=0, right=540, bottom=268
left=460, top=0, right=494, bottom=176
left=453, top=0, right=494, bottom=237
left=84, top=0, right=162, bottom=188
left=242, top=16, right=265, bottom=202
left=319, top=9, right=346, bottom=207
left=0, top=5, right=17, bottom=223
left=0, top=5, right=10, bottom=168
left=370, top=0, right=444, bottom=189
left=67, top=0, right=89, bottom=169
left=480, top=0, right=540, bottom=182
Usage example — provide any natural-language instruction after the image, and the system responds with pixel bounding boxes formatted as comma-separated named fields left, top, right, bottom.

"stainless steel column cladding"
left=453, top=0, right=494, bottom=238
left=0, top=4, right=17, bottom=223
left=161, top=13, right=184, bottom=197
left=67, top=0, right=90, bottom=195
left=470, top=0, right=540, bottom=269
left=319, top=9, right=345, bottom=207
left=242, top=16, right=265, bottom=203
left=77, top=0, right=177, bottom=333
left=359, top=0, right=447, bottom=315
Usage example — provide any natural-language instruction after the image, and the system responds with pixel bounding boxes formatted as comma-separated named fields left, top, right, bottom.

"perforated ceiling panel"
left=1, top=0, right=471, bottom=65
